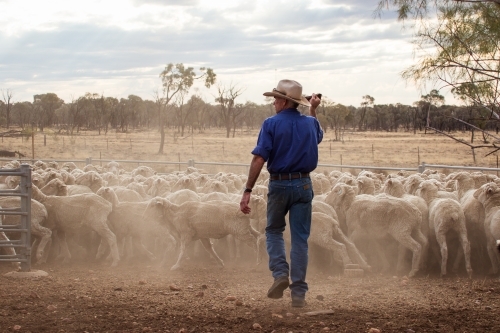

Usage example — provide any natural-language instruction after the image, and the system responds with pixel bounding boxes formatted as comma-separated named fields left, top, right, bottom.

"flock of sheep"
left=1, top=159, right=500, bottom=279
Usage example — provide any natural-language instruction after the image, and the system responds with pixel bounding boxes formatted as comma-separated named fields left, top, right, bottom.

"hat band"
left=273, top=88, right=287, bottom=96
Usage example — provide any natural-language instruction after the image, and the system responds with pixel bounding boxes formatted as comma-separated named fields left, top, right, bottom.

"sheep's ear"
left=336, top=187, right=343, bottom=195
left=388, top=179, right=392, bottom=185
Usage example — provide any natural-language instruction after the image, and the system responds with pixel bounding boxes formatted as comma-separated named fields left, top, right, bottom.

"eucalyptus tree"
left=214, top=83, right=244, bottom=138
left=156, top=63, right=216, bottom=154
left=358, top=95, right=375, bottom=131
left=34, top=93, right=64, bottom=131
left=1, top=89, right=13, bottom=128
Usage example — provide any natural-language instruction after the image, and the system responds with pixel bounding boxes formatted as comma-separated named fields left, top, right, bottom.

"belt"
left=270, top=172, right=310, bottom=181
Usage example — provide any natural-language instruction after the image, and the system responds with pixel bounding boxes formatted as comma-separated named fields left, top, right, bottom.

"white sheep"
left=96, top=187, right=172, bottom=262
left=383, top=178, right=430, bottom=271
left=328, top=183, right=427, bottom=277
left=473, top=182, right=500, bottom=274
left=31, top=185, right=119, bottom=266
left=417, top=180, right=472, bottom=277
left=0, top=197, right=51, bottom=264
left=147, top=198, right=263, bottom=270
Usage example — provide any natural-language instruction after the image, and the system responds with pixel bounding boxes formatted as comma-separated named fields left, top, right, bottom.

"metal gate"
left=0, top=164, right=32, bottom=272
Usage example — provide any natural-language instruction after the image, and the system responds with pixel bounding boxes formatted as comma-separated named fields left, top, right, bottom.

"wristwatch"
left=244, top=188, right=252, bottom=193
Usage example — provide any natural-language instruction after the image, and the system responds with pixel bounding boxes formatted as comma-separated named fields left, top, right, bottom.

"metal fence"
left=0, top=164, right=32, bottom=272
left=1, top=157, right=500, bottom=175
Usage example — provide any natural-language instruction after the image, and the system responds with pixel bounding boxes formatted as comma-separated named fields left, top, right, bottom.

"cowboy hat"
left=263, top=79, right=311, bottom=107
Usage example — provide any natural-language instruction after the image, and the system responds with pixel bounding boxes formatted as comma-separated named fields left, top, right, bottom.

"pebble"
left=485, top=306, right=492, bottom=310
left=316, top=295, right=324, bottom=301
left=252, top=323, right=262, bottom=330
left=286, top=313, right=294, bottom=317
left=195, top=291, right=204, bottom=297
left=225, top=296, right=237, bottom=301
left=235, top=300, right=243, bottom=306
left=13, top=325, right=21, bottom=331
left=272, top=313, right=283, bottom=319
left=138, top=280, right=147, bottom=285
left=368, top=328, right=381, bottom=333
left=169, top=285, right=181, bottom=291
left=47, top=305, right=57, bottom=311
left=322, top=328, right=330, bottom=331
left=201, top=284, right=208, bottom=289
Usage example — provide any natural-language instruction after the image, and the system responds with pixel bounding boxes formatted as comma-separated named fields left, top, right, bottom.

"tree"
left=156, top=63, right=216, bottom=153
left=35, top=93, right=64, bottom=131
left=1, top=89, right=13, bottom=128
left=421, top=89, right=445, bottom=130
left=215, top=83, right=244, bottom=138
left=358, top=95, right=375, bottom=131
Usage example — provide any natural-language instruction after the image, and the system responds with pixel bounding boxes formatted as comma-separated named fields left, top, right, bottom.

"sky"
left=0, top=0, right=456, bottom=107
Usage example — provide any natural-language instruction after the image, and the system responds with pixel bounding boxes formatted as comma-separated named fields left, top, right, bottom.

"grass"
left=1, top=127, right=498, bottom=174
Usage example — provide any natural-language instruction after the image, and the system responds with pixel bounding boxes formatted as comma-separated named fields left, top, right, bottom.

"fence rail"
left=2, top=157, right=500, bottom=175
left=0, top=165, right=32, bottom=271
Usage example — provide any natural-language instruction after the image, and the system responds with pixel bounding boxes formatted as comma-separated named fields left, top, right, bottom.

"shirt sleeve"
left=251, top=119, right=273, bottom=161
left=315, top=118, right=324, bottom=144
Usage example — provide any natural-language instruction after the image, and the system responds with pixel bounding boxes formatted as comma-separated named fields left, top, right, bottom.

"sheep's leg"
left=395, top=244, right=410, bottom=275
left=171, top=237, right=189, bottom=271
left=413, top=229, right=429, bottom=272
left=485, top=228, right=500, bottom=275
left=451, top=246, right=463, bottom=274
left=199, top=238, right=224, bottom=267
left=93, top=225, right=119, bottom=267
left=391, top=231, right=422, bottom=278
left=56, top=230, right=72, bottom=264
left=317, top=237, right=351, bottom=268
left=456, top=230, right=472, bottom=278
left=160, top=233, right=177, bottom=268
left=435, top=230, right=448, bottom=277
left=31, top=223, right=52, bottom=264
left=131, top=237, right=156, bottom=261
left=0, top=231, right=19, bottom=269
left=333, top=230, right=371, bottom=271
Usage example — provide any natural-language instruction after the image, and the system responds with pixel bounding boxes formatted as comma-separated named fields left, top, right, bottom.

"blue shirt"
left=251, top=108, right=323, bottom=174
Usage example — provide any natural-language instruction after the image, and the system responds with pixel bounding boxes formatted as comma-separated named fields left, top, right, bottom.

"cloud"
left=0, top=0, right=436, bottom=106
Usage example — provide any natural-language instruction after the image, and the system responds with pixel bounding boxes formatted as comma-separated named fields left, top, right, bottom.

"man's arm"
left=240, top=154, right=265, bottom=214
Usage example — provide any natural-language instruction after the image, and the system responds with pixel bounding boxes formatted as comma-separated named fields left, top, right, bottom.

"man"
left=240, top=79, right=323, bottom=308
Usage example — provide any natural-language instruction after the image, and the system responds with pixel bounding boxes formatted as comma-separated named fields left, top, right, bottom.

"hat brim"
left=263, top=91, right=311, bottom=107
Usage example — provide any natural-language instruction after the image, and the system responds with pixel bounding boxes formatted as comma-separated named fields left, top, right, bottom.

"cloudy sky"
left=0, top=0, right=453, bottom=107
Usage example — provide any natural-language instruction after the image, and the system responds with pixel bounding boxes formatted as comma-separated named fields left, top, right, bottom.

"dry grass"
left=1, top=127, right=498, bottom=174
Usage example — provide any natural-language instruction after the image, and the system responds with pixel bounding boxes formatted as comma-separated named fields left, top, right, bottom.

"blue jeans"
left=266, top=177, right=313, bottom=299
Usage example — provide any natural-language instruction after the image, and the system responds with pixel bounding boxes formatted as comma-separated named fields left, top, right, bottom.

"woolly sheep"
left=417, top=181, right=472, bottom=277
left=474, top=182, right=500, bottom=274
left=31, top=185, right=119, bottom=266
left=329, top=184, right=427, bottom=277
left=0, top=197, right=51, bottom=264
left=147, top=198, right=263, bottom=270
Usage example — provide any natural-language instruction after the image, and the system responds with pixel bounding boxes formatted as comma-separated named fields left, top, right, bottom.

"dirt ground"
left=1, top=256, right=500, bottom=333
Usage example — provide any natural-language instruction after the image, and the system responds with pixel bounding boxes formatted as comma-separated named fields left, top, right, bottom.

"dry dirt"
left=2, top=128, right=500, bottom=332
left=1, top=257, right=500, bottom=333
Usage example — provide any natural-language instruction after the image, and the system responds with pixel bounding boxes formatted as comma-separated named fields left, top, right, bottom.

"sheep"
left=106, top=161, right=121, bottom=175
left=95, top=187, right=171, bottom=262
left=131, top=166, right=156, bottom=178
left=450, top=172, right=487, bottom=274
left=0, top=197, right=51, bottom=264
left=31, top=185, right=119, bottom=266
left=147, top=198, right=263, bottom=270
left=116, top=187, right=145, bottom=202
left=473, top=182, right=500, bottom=274
left=200, top=180, right=229, bottom=194
left=40, top=179, right=68, bottom=196
left=66, top=184, right=94, bottom=195
left=61, top=162, right=78, bottom=172
left=417, top=181, right=472, bottom=277
left=0, top=208, right=20, bottom=269
left=383, top=178, right=430, bottom=271
left=307, top=210, right=371, bottom=271
left=165, top=189, right=200, bottom=204
left=357, top=175, right=376, bottom=195
left=328, top=183, right=427, bottom=277
left=75, top=171, right=105, bottom=193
